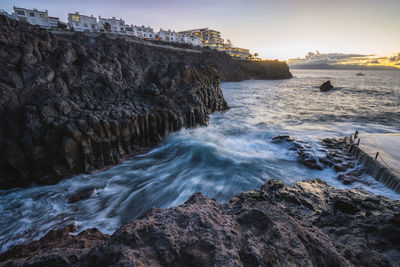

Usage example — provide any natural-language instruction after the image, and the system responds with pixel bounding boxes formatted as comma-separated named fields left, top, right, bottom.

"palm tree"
left=103, top=22, right=111, bottom=32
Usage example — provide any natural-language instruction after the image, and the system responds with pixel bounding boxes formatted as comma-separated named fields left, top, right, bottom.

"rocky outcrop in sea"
left=1, top=179, right=399, bottom=266
left=0, top=16, right=292, bottom=189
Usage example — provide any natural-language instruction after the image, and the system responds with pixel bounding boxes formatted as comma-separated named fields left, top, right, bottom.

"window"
left=83, top=23, right=88, bottom=27
left=40, top=14, right=45, bottom=18
left=29, top=12, right=35, bottom=17
left=16, top=10, right=25, bottom=15
left=71, top=15, right=80, bottom=22
left=91, top=24, right=96, bottom=29
left=120, top=22, right=123, bottom=26
left=74, top=22, right=79, bottom=26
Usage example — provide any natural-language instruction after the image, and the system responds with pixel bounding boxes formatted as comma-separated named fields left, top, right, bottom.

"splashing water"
left=1, top=69, right=400, bottom=253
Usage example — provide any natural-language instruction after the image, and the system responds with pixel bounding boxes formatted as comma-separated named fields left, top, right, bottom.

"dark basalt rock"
left=272, top=135, right=369, bottom=186
left=320, top=80, right=334, bottom=91
left=271, top=135, right=324, bottom=170
left=0, top=15, right=292, bottom=189
left=1, top=180, right=399, bottom=266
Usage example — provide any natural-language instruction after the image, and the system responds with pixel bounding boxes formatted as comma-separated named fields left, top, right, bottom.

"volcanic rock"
left=0, top=15, right=291, bottom=189
left=320, top=80, right=334, bottom=91
left=1, top=179, right=399, bottom=266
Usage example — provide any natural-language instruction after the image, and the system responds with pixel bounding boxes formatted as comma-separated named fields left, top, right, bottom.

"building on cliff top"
left=48, top=16, right=60, bottom=28
left=98, top=16, right=126, bottom=34
left=221, top=46, right=251, bottom=60
left=68, top=12, right=98, bottom=32
left=134, top=25, right=156, bottom=40
left=179, top=27, right=250, bottom=60
left=0, top=9, right=16, bottom=20
left=157, top=29, right=179, bottom=43
left=178, top=28, right=224, bottom=49
left=14, top=6, right=50, bottom=29
left=178, top=34, right=202, bottom=47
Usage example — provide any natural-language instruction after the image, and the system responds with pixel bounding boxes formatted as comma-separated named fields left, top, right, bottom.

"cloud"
left=287, top=51, right=370, bottom=65
left=389, top=53, right=400, bottom=62
left=287, top=51, right=400, bottom=69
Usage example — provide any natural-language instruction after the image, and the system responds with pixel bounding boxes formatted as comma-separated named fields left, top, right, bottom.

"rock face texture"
left=320, top=80, right=333, bottom=91
left=0, top=16, right=291, bottom=189
left=271, top=135, right=385, bottom=187
left=1, top=179, right=399, bottom=266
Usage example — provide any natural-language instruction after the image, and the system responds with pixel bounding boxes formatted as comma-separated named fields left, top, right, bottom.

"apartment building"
left=48, top=16, right=60, bottom=28
left=98, top=16, right=126, bottom=33
left=13, top=7, right=49, bottom=28
left=223, top=46, right=251, bottom=60
left=157, top=29, right=179, bottom=42
left=178, top=34, right=202, bottom=46
left=0, top=9, right=17, bottom=20
left=178, top=28, right=224, bottom=49
left=135, top=25, right=155, bottom=40
left=68, top=12, right=98, bottom=32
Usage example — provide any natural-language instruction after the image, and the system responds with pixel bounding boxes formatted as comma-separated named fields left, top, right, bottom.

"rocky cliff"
left=1, top=179, right=399, bottom=266
left=0, top=16, right=291, bottom=189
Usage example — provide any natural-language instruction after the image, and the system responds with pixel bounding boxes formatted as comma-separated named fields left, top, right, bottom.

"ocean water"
left=1, top=69, right=400, bottom=253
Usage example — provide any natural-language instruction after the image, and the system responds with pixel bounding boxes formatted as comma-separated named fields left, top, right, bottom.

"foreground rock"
left=1, top=179, right=399, bottom=266
left=0, top=15, right=291, bottom=189
left=320, top=80, right=333, bottom=91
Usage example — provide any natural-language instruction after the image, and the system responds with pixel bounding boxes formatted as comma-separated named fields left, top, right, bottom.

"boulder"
left=320, top=80, right=334, bottom=91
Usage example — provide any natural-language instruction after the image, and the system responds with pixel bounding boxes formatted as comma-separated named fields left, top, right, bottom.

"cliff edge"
left=0, top=16, right=291, bottom=189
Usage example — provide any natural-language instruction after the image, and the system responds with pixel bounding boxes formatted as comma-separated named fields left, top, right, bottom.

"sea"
left=1, top=69, right=399, bottom=253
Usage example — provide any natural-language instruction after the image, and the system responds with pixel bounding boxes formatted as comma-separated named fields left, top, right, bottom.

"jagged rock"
left=2, top=180, right=399, bottom=266
left=273, top=135, right=372, bottom=187
left=0, top=15, right=292, bottom=189
left=320, top=80, right=334, bottom=91
left=271, top=135, right=323, bottom=170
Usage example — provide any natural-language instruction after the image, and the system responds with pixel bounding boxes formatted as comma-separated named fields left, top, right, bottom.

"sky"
left=2, top=0, right=400, bottom=61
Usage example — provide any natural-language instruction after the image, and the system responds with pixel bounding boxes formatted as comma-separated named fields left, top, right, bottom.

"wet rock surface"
left=272, top=135, right=324, bottom=170
left=272, top=135, right=369, bottom=186
left=0, top=16, right=291, bottom=189
left=320, top=80, right=334, bottom=91
left=1, top=179, right=399, bottom=266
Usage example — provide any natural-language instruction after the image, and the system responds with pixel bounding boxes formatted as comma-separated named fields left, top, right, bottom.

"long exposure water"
left=1, top=69, right=400, bottom=252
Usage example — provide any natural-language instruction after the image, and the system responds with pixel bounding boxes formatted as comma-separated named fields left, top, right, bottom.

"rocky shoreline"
left=1, top=179, right=399, bottom=266
left=0, top=16, right=291, bottom=189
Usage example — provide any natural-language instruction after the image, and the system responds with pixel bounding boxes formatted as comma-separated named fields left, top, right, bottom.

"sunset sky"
left=2, top=0, right=400, bottom=63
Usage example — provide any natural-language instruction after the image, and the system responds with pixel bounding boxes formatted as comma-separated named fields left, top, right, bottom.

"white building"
left=98, top=16, right=126, bottom=34
left=125, top=24, right=137, bottom=36
left=68, top=12, right=98, bottom=32
left=157, top=29, right=179, bottom=43
left=135, top=25, right=155, bottom=40
left=178, top=34, right=202, bottom=46
left=0, top=9, right=17, bottom=20
left=48, top=16, right=60, bottom=28
left=13, top=7, right=49, bottom=28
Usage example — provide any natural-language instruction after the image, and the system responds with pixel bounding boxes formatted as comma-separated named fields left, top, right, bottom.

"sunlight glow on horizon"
left=2, top=0, right=399, bottom=63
